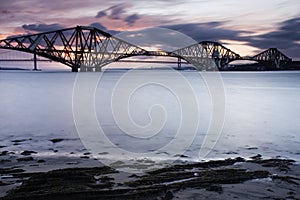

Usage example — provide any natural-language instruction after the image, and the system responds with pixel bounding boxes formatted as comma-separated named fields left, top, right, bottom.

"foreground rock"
left=1, top=157, right=299, bottom=200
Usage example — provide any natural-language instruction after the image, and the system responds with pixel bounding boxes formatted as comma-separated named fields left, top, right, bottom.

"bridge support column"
left=214, top=59, right=221, bottom=70
left=275, top=59, right=280, bottom=69
left=95, top=67, right=102, bottom=72
left=33, top=51, right=38, bottom=70
left=72, top=66, right=78, bottom=72
left=87, top=67, right=93, bottom=72
left=177, top=57, right=182, bottom=70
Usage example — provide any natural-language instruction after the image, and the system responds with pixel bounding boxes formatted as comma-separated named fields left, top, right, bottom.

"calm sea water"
left=1, top=69, right=300, bottom=165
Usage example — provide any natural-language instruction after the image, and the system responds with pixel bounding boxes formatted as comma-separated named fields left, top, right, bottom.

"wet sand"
left=1, top=150, right=299, bottom=200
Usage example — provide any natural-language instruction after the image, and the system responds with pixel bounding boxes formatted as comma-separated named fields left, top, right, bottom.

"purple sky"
left=0, top=0, right=299, bottom=59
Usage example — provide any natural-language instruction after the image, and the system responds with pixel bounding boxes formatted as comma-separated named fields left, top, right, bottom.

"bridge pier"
left=72, top=66, right=78, bottom=72
left=95, top=67, right=102, bottom=72
left=214, top=59, right=221, bottom=70
left=33, top=51, right=38, bottom=70
left=275, top=59, right=280, bottom=69
left=177, top=57, right=182, bottom=70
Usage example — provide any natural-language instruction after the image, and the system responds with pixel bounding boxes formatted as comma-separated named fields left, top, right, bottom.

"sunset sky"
left=0, top=0, right=299, bottom=59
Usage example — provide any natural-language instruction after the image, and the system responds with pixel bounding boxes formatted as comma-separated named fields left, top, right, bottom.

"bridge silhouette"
left=0, top=26, right=292, bottom=71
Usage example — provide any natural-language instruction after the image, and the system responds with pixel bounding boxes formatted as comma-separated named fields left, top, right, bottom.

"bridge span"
left=0, top=26, right=292, bottom=71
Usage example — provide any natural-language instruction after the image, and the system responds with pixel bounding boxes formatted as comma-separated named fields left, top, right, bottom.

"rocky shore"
left=0, top=156, right=299, bottom=200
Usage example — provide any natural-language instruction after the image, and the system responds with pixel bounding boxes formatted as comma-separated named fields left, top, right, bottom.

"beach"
left=0, top=151, right=299, bottom=199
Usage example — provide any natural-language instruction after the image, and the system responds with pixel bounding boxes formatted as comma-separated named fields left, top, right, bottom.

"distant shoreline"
left=2, top=69, right=300, bottom=72
left=0, top=67, right=29, bottom=71
left=1, top=64, right=300, bottom=71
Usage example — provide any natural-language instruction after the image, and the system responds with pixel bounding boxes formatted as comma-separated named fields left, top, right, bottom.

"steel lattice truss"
left=200, top=41, right=241, bottom=69
left=251, top=48, right=292, bottom=69
left=0, top=26, right=147, bottom=71
left=172, top=43, right=216, bottom=70
left=0, top=26, right=293, bottom=71
left=82, top=36, right=147, bottom=71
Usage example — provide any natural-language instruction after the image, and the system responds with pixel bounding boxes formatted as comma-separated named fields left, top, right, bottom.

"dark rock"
left=0, top=151, right=8, bottom=156
left=98, top=152, right=109, bottom=155
left=50, top=138, right=64, bottom=143
left=0, top=168, right=25, bottom=174
left=224, top=151, right=238, bottom=155
left=148, top=157, right=246, bottom=175
left=49, top=148, right=58, bottom=153
left=272, top=175, right=300, bottom=185
left=11, top=139, right=30, bottom=143
left=3, top=158, right=295, bottom=200
left=179, top=154, right=188, bottom=158
left=267, top=188, right=274, bottom=192
left=17, top=157, right=34, bottom=162
left=250, top=159, right=295, bottom=171
left=80, top=156, right=90, bottom=159
left=246, top=147, right=258, bottom=150
left=250, top=154, right=262, bottom=160
left=21, top=151, right=37, bottom=156
left=3, top=167, right=119, bottom=199
left=235, top=157, right=246, bottom=162
left=37, top=160, right=46, bottom=163
left=67, top=162, right=79, bottom=165
left=128, top=174, right=139, bottom=178
left=0, top=159, right=11, bottom=163
left=174, top=154, right=188, bottom=158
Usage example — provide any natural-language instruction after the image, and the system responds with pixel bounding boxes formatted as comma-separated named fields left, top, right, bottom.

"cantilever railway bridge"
left=0, top=26, right=292, bottom=71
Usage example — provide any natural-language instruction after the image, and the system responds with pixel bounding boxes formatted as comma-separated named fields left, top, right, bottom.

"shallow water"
left=1, top=69, right=300, bottom=167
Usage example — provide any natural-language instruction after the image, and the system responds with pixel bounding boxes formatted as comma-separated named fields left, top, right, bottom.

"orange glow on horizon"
left=0, top=34, right=12, bottom=40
